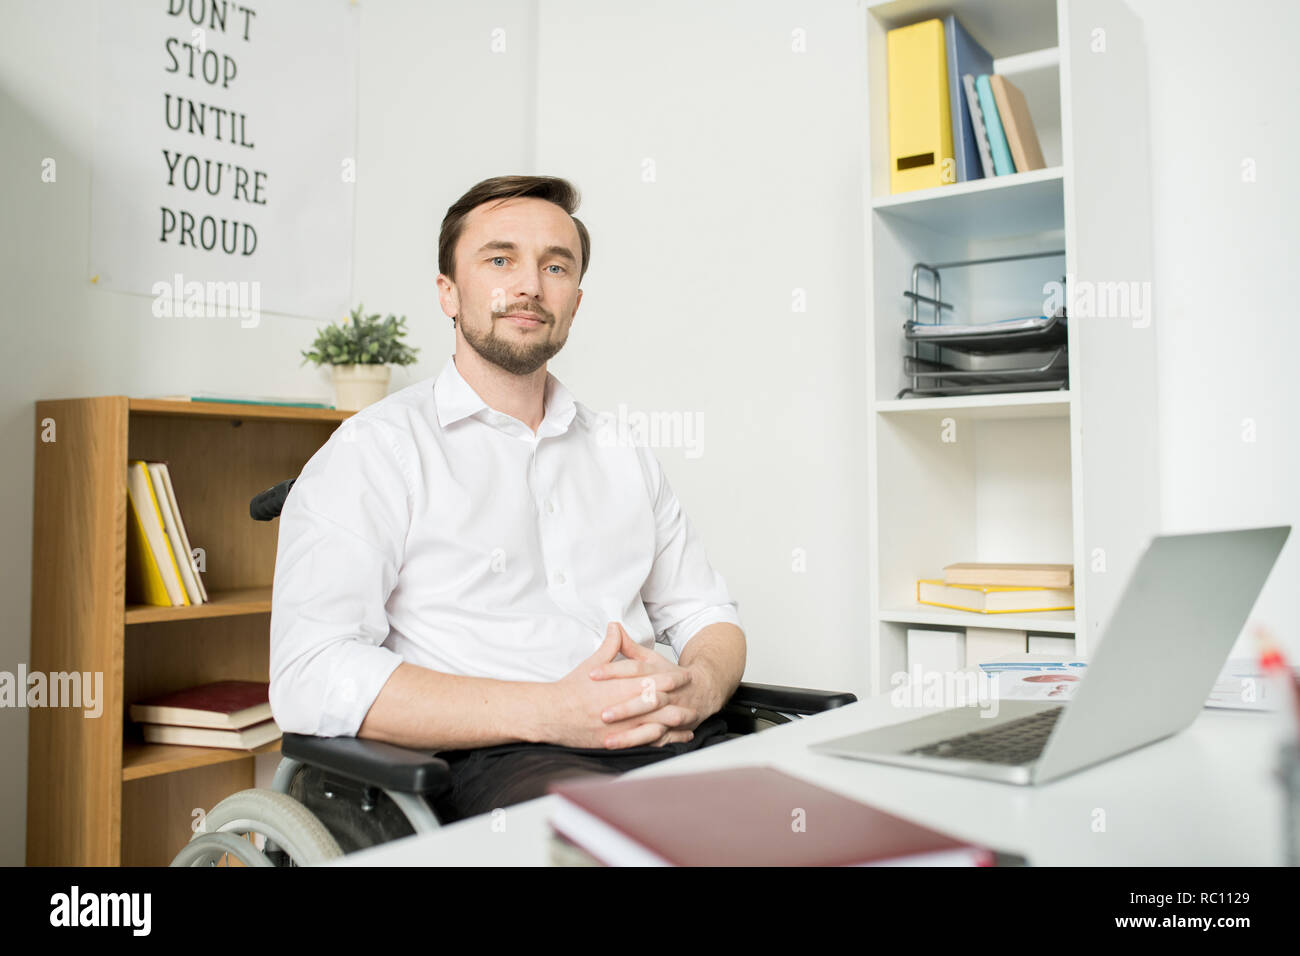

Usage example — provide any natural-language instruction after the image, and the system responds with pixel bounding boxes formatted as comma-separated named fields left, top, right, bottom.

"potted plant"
left=301, top=305, right=420, bottom=411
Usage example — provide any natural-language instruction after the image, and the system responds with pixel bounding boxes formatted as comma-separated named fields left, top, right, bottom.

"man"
left=269, top=175, right=746, bottom=822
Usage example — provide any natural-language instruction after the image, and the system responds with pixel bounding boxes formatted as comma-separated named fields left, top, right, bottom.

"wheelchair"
left=170, top=479, right=857, bottom=866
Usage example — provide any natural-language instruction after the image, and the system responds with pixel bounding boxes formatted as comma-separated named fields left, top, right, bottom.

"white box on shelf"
left=907, top=628, right=965, bottom=679
left=1028, top=634, right=1077, bottom=656
left=965, top=627, right=1027, bottom=667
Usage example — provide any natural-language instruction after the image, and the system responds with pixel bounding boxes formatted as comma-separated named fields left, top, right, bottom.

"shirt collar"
left=433, top=354, right=577, bottom=438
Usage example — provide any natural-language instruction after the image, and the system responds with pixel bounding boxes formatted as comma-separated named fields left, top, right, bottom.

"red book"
left=129, top=681, right=271, bottom=730
left=548, top=765, right=1008, bottom=866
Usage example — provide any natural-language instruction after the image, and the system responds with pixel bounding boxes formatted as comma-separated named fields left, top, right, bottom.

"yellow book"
left=887, top=19, right=955, bottom=193
left=916, top=579, right=1074, bottom=614
left=125, top=483, right=169, bottom=607
left=125, top=460, right=190, bottom=607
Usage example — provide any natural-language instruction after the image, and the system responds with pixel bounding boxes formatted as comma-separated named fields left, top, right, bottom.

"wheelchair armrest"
left=724, top=681, right=857, bottom=716
left=280, top=733, right=451, bottom=795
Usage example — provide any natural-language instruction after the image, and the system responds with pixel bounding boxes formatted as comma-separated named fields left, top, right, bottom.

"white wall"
left=533, top=0, right=873, bottom=702
left=1, top=0, right=1295, bottom=866
left=1136, top=0, right=1300, bottom=651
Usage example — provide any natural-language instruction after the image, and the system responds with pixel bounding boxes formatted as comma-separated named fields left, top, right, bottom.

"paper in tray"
left=904, top=311, right=1067, bottom=350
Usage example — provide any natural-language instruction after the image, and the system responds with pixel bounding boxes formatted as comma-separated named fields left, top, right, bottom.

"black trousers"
left=429, top=714, right=735, bottom=823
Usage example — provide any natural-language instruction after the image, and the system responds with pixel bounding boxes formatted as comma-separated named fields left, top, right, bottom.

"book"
left=549, top=829, right=605, bottom=866
left=124, top=472, right=169, bottom=608
left=130, top=681, right=271, bottom=729
left=943, top=16, right=993, bottom=182
left=887, top=19, right=954, bottom=193
left=944, top=563, right=1074, bottom=588
left=917, top=579, right=1075, bottom=613
left=154, top=394, right=334, bottom=409
left=147, top=463, right=207, bottom=605
left=125, top=460, right=189, bottom=607
left=962, top=74, right=996, bottom=178
left=989, top=74, right=1046, bottom=172
left=547, top=765, right=1009, bottom=866
left=974, top=74, right=1015, bottom=175
left=140, top=717, right=281, bottom=750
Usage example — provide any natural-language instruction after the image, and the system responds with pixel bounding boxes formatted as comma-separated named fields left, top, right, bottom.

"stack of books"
left=125, top=459, right=207, bottom=607
left=917, top=562, right=1075, bottom=614
left=964, top=69, right=1045, bottom=180
left=887, top=14, right=1046, bottom=193
left=908, top=563, right=1078, bottom=671
left=129, top=681, right=280, bottom=750
left=547, top=765, right=1026, bottom=866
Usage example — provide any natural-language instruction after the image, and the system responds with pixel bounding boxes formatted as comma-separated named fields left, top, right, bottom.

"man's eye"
left=547, top=264, right=565, bottom=274
left=491, top=256, right=508, bottom=267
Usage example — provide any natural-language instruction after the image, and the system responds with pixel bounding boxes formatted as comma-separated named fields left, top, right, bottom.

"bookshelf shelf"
left=994, top=45, right=1060, bottom=76
left=877, top=606, right=1077, bottom=634
left=28, top=395, right=350, bottom=865
left=125, top=585, right=274, bottom=625
left=129, top=397, right=349, bottom=424
left=122, top=736, right=283, bottom=782
left=871, top=166, right=1065, bottom=238
left=874, top=390, right=1070, bottom=419
left=862, top=0, right=1158, bottom=692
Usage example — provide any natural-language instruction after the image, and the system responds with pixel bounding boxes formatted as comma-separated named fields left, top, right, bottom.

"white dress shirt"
left=268, top=354, right=742, bottom=737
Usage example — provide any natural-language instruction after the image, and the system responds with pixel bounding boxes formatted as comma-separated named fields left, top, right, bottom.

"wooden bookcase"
left=27, top=396, right=352, bottom=866
left=862, top=0, right=1158, bottom=690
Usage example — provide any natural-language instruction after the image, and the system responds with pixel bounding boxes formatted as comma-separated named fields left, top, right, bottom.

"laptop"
left=811, top=526, right=1290, bottom=785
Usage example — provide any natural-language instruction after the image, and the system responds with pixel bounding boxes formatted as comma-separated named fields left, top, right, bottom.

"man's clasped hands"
left=538, top=621, right=721, bottom=751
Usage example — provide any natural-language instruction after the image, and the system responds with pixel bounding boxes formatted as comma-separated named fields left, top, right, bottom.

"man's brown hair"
left=438, top=175, right=591, bottom=285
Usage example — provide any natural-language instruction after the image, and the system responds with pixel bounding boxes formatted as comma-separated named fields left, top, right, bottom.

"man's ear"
left=436, top=273, right=459, bottom=325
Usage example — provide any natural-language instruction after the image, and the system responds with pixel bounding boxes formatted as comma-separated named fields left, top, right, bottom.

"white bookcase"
left=862, top=0, right=1158, bottom=692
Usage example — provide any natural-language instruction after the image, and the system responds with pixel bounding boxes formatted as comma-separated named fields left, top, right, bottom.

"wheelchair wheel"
left=170, top=788, right=344, bottom=867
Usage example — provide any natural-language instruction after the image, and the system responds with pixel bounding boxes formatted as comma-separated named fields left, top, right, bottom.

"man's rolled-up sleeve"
left=636, top=447, right=742, bottom=660
left=268, top=418, right=410, bottom=737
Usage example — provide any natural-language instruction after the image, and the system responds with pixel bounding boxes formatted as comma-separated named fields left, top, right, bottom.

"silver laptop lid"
left=1034, top=526, right=1290, bottom=783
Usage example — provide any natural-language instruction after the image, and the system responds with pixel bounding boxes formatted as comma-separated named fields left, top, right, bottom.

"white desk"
left=325, top=694, right=1288, bottom=866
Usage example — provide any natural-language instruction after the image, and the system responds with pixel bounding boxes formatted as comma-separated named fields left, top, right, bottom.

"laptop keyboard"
left=906, top=707, right=1064, bottom=766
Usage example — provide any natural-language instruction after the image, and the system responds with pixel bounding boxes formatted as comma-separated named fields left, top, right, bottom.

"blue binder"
left=975, top=74, right=1016, bottom=176
left=944, top=15, right=994, bottom=182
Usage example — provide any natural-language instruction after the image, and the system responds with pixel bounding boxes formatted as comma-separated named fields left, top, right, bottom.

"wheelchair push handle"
left=250, top=478, right=297, bottom=521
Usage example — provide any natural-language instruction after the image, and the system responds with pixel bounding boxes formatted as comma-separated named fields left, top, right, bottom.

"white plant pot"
left=330, top=363, right=391, bottom=411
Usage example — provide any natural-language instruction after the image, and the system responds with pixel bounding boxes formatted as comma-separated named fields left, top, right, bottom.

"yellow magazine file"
left=126, top=460, right=191, bottom=607
left=887, top=19, right=954, bottom=193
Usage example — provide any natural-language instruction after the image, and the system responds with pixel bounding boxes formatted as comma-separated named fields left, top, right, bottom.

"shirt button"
left=546, top=499, right=558, bottom=514
left=553, top=571, right=566, bottom=586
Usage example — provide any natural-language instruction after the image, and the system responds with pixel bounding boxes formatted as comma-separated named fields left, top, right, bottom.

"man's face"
left=439, top=196, right=584, bottom=375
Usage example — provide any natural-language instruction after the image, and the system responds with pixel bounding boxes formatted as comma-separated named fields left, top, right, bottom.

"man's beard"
left=460, top=314, right=565, bottom=375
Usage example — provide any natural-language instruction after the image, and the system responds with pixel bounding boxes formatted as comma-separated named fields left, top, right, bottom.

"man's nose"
left=511, top=262, right=543, bottom=299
